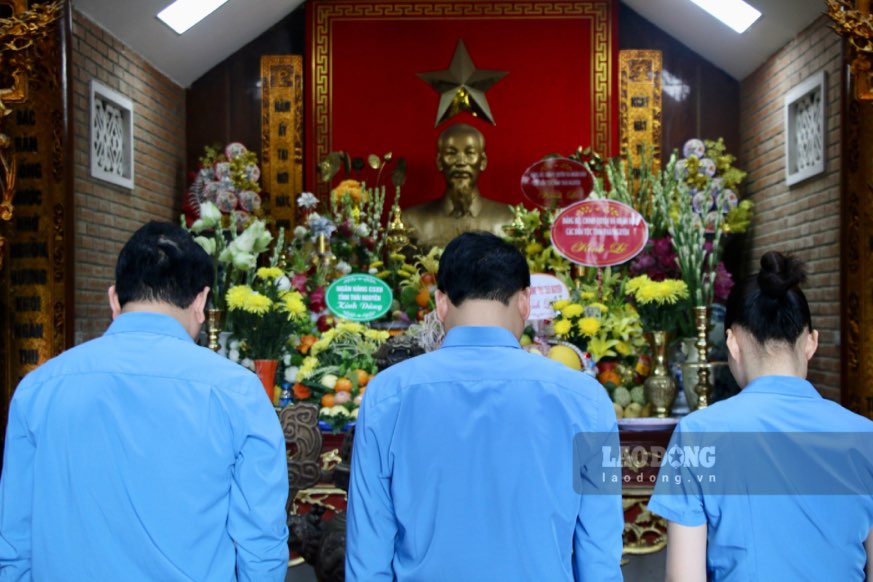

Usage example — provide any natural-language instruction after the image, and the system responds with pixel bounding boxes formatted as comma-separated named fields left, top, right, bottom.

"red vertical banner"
left=305, top=0, right=619, bottom=208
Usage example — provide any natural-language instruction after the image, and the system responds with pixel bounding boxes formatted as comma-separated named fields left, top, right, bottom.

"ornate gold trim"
left=260, top=55, right=303, bottom=231
left=621, top=493, right=668, bottom=554
left=310, top=0, right=615, bottom=192
left=618, top=50, right=662, bottom=177
left=828, top=0, right=873, bottom=100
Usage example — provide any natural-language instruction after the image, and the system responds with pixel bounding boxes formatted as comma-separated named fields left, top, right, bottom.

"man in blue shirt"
left=0, top=222, right=289, bottom=581
left=346, top=231, right=624, bottom=581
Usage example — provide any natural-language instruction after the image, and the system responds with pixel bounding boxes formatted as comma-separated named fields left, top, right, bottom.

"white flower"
left=231, top=252, right=256, bottom=271
left=228, top=349, right=240, bottom=362
left=199, top=201, right=222, bottom=226
left=355, top=223, right=370, bottom=237
left=330, top=405, right=347, bottom=416
left=276, top=276, right=292, bottom=292
left=282, top=353, right=292, bottom=366
left=229, top=339, right=240, bottom=350
left=320, top=406, right=336, bottom=417
left=368, top=268, right=378, bottom=275
left=351, top=408, right=359, bottom=418
left=190, top=219, right=207, bottom=234
left=336, top=261, right=352, bottom=275
left=240, top=358, right=254, bottom=370
left=293, top=226, right=308, bottom=240
left=283, top=366, right=298, bottom=383
left=297, top=192, right=319, bottom=210
left=193, top=236, right=216, bottom=256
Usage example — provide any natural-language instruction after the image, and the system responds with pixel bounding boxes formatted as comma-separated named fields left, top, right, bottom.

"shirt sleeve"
left=646, top=422, right=707, bottom=527
left=0, top=393, right=35, bottom=580
left=227, top=380, right=290, bottom=582
left=573, top=389, right=624, bottom=582
left=345, top=378, right=398, bottom=581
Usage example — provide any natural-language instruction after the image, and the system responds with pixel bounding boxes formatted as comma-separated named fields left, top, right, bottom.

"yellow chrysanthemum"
left=226, top=285, right=252, bottom=310
left=589, top=302, right=609, bottom=313
left=282, top=291, right=306, bottom=318
left=242, top=291, right=272, bottom=315
left=625, top=275, right=648, bottom=295
left=578, top=317, right=601, bottom=336
left=310, top=338, right=330, bottom=356
left=365, top=329, right=390, bottom=342
left=256, top=266, right=283, bottom=281
left=338, top=321, right=365, bottom=334
left=553, top=319, right=572, bottom=337
left=580, top=291, right=596, bottom=301
left=561, top=303, right=584, bottom=318
left=296, top=356, right=319, bottom=381
left=552, top=299, right=570, bottom=311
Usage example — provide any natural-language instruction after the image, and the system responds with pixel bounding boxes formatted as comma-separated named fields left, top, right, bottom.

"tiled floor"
left=285, top=550, right=667, bottom=581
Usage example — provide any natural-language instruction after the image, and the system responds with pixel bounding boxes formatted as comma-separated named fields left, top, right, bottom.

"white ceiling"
left=622, top=0, right=827, bottom=80
left=72, top=0, right=827, bottom=88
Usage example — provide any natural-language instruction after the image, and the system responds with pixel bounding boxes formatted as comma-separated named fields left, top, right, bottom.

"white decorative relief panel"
left=90, top=80, right=134, bottom=189
left=784, top=71, right=826, bottom=186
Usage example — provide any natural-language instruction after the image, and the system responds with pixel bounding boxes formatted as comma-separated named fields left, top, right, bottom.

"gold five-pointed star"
left=417, top=40, right=508, bottom=127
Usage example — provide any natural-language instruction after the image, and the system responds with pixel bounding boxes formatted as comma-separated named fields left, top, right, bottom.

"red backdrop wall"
left=306, top=0, right=619, bottom=209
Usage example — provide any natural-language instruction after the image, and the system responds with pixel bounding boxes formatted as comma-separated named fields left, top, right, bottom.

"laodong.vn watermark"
left=599, top=443, right=717, bottom=487
left=573, top=431, right=873, bottom=495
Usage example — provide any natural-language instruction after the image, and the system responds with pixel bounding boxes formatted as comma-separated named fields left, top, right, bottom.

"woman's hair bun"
left=757, top=251, right=806, bottom=298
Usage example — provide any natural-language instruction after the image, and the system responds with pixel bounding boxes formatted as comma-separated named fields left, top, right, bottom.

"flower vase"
left=254, top=359, right=279, bottom=404
left=692, top=305, right=713, bottom=409
left=206, top=308, right=224, bottom=352
left=644, top=331, right=677, bottom=418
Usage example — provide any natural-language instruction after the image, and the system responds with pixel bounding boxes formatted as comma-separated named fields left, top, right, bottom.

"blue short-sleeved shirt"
left=0, top=312, right=289, bottom=581
left=346, top=326, right=625, bottom=581
left=648, top=375, right=873, bottom=581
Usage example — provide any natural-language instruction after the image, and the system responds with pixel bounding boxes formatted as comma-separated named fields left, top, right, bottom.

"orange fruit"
left=597, top=369, right=622, bottom=387
left=335, top=377, right=353, bottom=392
left=321, top=393, right=335, bottom=407
left=353, top=369, right=370, bottom=387
left=415, top=287, right=431, bottom=308
left=292, top=383, right=311, bottom=400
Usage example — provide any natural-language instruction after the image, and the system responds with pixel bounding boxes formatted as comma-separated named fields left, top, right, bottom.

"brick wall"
left=71, top=10, right=186, bottom=343
left=739, top=15, right=842, bottom=400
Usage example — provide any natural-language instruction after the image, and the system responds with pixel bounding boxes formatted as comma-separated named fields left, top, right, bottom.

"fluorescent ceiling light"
left=688, top=0, right=761, bottom=34
left=157, top=0, right=230, bottom=35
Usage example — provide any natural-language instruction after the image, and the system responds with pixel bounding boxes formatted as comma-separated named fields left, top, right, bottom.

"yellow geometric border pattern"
left=311, top=1, right=615, bottom=173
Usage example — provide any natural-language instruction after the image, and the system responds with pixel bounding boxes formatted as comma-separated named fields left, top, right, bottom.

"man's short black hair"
left=437, top=231, right=530, bottom=306
left=114, top=221, right=213, bottom=309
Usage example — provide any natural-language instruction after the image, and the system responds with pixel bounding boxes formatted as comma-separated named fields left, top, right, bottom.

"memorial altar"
left=177, top=1, right=754, bottom=575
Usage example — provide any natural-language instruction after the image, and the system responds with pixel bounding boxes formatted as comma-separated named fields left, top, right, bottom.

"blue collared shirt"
left=648, top=375, right=873, bottom=581
left=0, top=312, right=289, bottom=581
left=346, top=326, right=624, bottom=581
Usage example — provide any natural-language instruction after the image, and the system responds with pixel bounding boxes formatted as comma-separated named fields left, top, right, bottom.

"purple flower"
left=713, top=262, right=734, bottom=303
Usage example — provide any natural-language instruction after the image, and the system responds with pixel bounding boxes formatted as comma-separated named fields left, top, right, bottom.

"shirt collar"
left=104, top=312, right=194, bottom=344
left=440, top=326, right=521, bottom=350
left=741, top=375, right=822, bottom=399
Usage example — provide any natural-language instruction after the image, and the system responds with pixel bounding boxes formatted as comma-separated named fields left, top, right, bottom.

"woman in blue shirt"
left=648, top=251, right=873, bottom=581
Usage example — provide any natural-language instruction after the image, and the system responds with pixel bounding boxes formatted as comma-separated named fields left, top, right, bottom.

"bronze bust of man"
left=404, top=123, right=514, bottom=249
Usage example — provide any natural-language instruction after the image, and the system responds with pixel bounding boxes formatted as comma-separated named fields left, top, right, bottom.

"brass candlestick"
left=693, top=305, right=713, bottom=409
left=206, top=308, right=224, bottom=352
left=313, top=233, right=336, bottom=271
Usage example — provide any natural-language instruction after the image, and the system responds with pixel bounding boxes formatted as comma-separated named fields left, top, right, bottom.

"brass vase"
left=693, top=305, right=713, bottom=409
left=644, top=330, right=676, bottom=418
left=206, top=308, right=224, bottom=352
